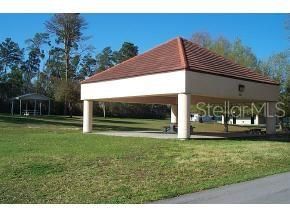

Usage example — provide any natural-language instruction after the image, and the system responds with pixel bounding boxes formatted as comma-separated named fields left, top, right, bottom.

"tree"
left=191, top=32, right=212, bottom=48
left=260, top=52, right=289, bottom=89
left=260, top=52, right=290, bottom=116
left=229, top=38, right=258, bottom=70
left=210, top=36, right=231, bottom=58
left=70, top=54, right=81, bottom=80
left=96, top=47, right=114, bottom=72
left=6, top=66, right=24, bottom=98
left=45, top=14, right=87, bottom=116
left=78, top=54, right=97, bottom=79
left=45, top=47, right=65, bottom=80
left=0, top=65, right=24, bottom=107
left=190, top=32, right=259, bottom=70
left=25, top=33, right=50, bottom=50
left=0, top=38, right=23, bottom=76
left=37, top=72, right=52, bottom=96
left=0, top=38, right=23, bottom=103
left=54, top=79, right=80, bottom=117
left=22, top=49, right=41, bottom=92
left=25, top=33, right=50, bottom=92
left=45, top=14, right=87, bottom=80
left=113, top=42, right=138, bottom=64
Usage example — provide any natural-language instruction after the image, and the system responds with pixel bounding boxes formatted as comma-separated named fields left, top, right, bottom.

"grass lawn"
left=0, top=114, right=289, bottom=203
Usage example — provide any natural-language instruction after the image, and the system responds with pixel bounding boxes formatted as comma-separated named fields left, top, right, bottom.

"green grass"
left=0, top=113, right=249, bottom=132
left=0, top=114, right=289, bottom=203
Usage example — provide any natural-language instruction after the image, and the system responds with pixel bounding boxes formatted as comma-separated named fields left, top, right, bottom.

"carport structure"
left=10, top=93, right=51, bottom=116
left=81, top=37, right=279, bottom=139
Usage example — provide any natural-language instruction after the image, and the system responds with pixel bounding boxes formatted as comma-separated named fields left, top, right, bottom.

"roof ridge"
left=82, top=37, right=181, bottom=84
left=177, top=37, right=188, bottom=69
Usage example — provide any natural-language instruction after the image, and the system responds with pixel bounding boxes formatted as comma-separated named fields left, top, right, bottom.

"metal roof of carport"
left=11, top=93, right=50, bottom=101
left=82, top=37, right=279, bottom=85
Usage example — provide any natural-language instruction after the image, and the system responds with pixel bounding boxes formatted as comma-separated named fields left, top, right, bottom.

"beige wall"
left=186, top=71, right=279, bottom=102
left=101, top=96, right=177, bottom=105
left=81, top=69, right=279, bottom=103
left=81, top=70, right=186, bottom=100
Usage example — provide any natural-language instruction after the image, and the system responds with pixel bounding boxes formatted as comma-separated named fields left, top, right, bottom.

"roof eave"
left=187, top=69, right=280, bottom=86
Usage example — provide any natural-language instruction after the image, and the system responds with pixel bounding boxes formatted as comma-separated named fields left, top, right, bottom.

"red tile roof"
left=82, top=37, right=279, bottom=85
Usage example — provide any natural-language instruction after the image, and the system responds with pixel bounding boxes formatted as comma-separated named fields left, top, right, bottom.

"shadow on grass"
left=192, top=131, right=290, bottom=142
left=0, top=114, right=156, bottom=132
left=94, top=118, right=143, bottom=125
left=228, top=134, right=290, bottom=142
left=93, top=125, right=154, bottom=132
left=0, top=115, right=80, bottom=127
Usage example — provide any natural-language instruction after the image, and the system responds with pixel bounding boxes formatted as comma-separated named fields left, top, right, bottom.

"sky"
left=0, top=13, right=288, bottom=60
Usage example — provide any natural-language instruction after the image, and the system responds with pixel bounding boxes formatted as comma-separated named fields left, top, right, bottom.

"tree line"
left=0, top=14, right=167, bottom=118
left=0, top=14, right=289, bottom=118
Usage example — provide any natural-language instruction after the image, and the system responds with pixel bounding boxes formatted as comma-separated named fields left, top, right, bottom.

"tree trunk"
left=64, top=96, right=67, bottom=116
left=64, top=40, right=70, bottom=81
left=68, top=101, right=73, bottom=118
left=64, top=40, right=70, bottom=116
left=102, top=103, right=106, bottom=118
left=99, top=102, right=106, bottom=118
left=224, top=113, right=229, bottom=132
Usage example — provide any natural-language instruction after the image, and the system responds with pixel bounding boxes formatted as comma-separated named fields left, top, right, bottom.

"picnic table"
left=282, top=126, right=290, bottom=133
left=163, top=124, right=195, bottom=134
left=23, top=110, right=40, bottom=116
left=249, top=128, right=266, bottom=135
left=163, top=124, right=177, bottom=134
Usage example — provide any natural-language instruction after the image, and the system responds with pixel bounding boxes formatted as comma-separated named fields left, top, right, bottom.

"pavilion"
left=10, top=93, right=51, bottom=116
left=81, top=37, right=279, bottom=139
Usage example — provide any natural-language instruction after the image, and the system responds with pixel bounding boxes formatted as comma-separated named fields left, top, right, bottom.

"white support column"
left=178, top=93, right=191, bottom=139
left=254, top=114, right=259, bottom=125
left=170, top=104, right=178, bottom=124
left=266, top=102, right=276, bottom=134
left=83, top=100, right=93, bottom=133
left=221, top=115, right=225, bottom=124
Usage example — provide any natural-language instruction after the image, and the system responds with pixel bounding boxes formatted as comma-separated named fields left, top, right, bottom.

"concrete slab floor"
left=93, top=130, right=250, bottom=139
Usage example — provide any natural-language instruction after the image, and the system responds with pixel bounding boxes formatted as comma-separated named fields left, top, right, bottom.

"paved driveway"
left=155, top=172, right=290, bottom=204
